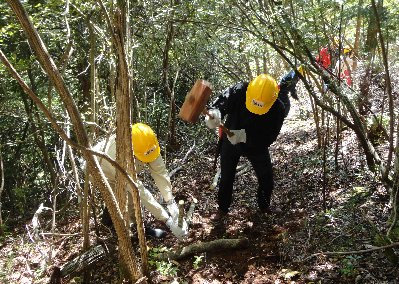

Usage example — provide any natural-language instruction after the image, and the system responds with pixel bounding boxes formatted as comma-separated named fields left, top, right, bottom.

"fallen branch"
left=169, top=142, right=196, bottom=178
left=210, top=168, right=221, bottom=190
left=236, top=165, right=251, bottom=177
left=31, top=203, right=52, bottom=241
left=306, top=241, right=399, bottom=260
left=48, top=243, right=115, bottom=284
left=158, top=238, right=249, bottom=260
left=40, top=232, right=82, bottom=237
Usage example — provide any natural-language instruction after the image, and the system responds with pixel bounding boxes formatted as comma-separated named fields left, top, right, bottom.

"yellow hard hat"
left=297, top=65, right=305, bottom=77
left=246, top=74, right=279, bottom=115
left=131, top=123, right=160, bottom=163
left=343, top=46, right=352, bottom=54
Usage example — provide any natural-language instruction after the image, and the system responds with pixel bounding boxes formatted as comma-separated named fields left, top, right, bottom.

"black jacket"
left=211, top=82, right=285, bottom=150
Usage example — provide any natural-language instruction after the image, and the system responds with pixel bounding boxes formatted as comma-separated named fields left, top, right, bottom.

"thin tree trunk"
left=322, top=113, right=329, bottom=211
left=0, top=146, right=4, bottom=236
left=162, top=2, right=178, bottom=150
left=388, top=122, right=399, bottom=237
left=88, top=20, right=98, bottom=139
left=371, top=0, right=394, bottom=181
left=81, top=170, right=91, bottom=283
left=352, top=0, right=363, bottom=70
left=82, top=15, right=98, bottom=284
left=112, top=2, right=149, bottom=277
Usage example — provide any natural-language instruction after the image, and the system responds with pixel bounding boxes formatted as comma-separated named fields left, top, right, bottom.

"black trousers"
left=218, top=139, right=274, bottom=213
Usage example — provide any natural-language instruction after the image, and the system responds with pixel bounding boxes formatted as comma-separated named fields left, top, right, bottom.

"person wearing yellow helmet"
left=93, top=123, right=188, bottom=239
left=335, top=45, right=354, bottom=86
left=278, top=66, right=304, bottom=117
left=131, top=123, right=161, bottom=163
left=204, top=74, right=285, bottom=220
left=343, top=45, right=352, bottom=55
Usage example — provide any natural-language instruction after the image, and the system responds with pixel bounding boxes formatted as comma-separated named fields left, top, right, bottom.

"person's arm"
left=289, top=73, right=299, bottom=100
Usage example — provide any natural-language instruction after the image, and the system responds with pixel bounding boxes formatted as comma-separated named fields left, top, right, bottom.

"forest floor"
left=1, top=99, right=398, bottom=284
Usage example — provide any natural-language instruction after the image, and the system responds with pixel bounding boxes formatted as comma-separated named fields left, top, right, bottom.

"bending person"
left=205, top=74, right=285, bottom=220
left=93, top=123, right=188, bottom=239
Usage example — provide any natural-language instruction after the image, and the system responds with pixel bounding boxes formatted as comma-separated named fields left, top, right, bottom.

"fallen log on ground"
left=157, top=238, right=249, bottom=260
left=49, top=238, right=248, bottom=283
left=49, top=243, right=115, bottom=284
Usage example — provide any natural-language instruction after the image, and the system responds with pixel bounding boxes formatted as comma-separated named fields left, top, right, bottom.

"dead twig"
left=169, top=142, right=196, bottom=178
left=305, top=241, right=399, bottom=260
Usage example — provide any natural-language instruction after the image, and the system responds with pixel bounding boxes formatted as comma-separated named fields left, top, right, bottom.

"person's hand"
left=227, top=129, right=246, bottom=145
left=205, top=109, right=221, bottom=129
left=166, top=217, right=188, bottom=240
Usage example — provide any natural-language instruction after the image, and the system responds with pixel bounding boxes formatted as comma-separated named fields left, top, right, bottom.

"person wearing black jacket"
left=278, top=65, right=304, bottom=117
left=205, top=74, right=285, bottom=220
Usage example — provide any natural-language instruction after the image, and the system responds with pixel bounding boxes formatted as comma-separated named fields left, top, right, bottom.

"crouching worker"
left=94, top=123, right=188, bottom=239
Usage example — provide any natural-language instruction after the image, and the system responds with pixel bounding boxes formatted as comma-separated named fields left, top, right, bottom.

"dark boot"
left=145, top=225, right=167, bottom=239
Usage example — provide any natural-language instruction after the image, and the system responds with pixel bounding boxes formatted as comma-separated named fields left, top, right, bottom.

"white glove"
left=205, top=109, right=221, bottom=129
left=166, top=216, right=188, bottom=240
left=166, top=201, right=179, bottom=221
left=227, top=129, right=246, bottom=145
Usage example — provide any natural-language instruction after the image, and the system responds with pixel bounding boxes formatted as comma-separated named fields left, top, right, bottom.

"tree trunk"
left=358, top=0, right=380, bottom=116
left=371, top=0, right=394, bottom=181
left=0, top=146, right=4, bottom=236
left=162, top=3, right=179, bottom=151
left=112, top=1, right=149, bottom=277
left=352, top=0, right=363, bottom=70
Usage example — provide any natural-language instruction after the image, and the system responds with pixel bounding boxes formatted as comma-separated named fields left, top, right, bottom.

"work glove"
left=166, top=201, right=179, bottom=221
left=227, top=129, right=246, bottom=145
left=205, top=109, right=221, bottom=129
left=166, top=216, right=188, bottom=240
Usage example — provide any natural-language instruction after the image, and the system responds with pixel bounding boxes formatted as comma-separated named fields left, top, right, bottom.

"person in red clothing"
left=316, top=46, right=331, bottom=70
left=335, top=46, right=354, bottom=87
left=316, top=46, right=332, bottom=93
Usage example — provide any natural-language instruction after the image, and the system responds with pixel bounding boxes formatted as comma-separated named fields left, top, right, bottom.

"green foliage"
left=346, top=186, right=371, bottom=208
left=374, top=234, right=399, bottom=264
left=148, top=246, right=179, bottom=277
left=339, top=255, right=360, bottom=277
left=0, top=251, right=15, bottom=282
left=367, top=115, right=389, bottom=145
left=387, top=225, right=399, bottom=242
left=192, top=255, right=204, bottom=269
